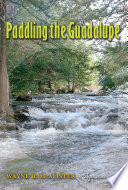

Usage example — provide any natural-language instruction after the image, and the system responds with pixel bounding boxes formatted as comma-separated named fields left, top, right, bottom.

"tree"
left=98, top=42, right=128, bottom=89
left=4, top=0, right=127, bottom=97
left=0, top=0, right=12, bottom=116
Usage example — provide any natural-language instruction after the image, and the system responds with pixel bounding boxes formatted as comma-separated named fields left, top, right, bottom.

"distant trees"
left=10, top=46, right=97, bottom=93
left=0, top=0, right=126, bottom=102
left=98, top=42, right=128, bottom=89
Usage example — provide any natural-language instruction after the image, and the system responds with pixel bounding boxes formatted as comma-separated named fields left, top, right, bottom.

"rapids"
left=0, top=91, right=128, bottom=190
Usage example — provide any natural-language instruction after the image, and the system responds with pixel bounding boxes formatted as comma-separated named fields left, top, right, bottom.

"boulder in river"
left=6, top=124, right=18, bottom=131
left=86, top=90, right=107, bottom=96
left=14, top=110, right=30, bottom=122
left=107, top=113, right=118, bottom=123
left=0, top=125, right=5, bottom=130
left=16, top=95, right=32, bottom=101
left=0, top=124, right=18, bottom=131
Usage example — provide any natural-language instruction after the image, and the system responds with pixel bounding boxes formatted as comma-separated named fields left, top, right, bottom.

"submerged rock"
left=0, top=125, right=5, bottom=130
left=14, top=110, right=30, bottom=122
left=107, top=113, right=118, bottom=123
left=0, top=108, right=30, bottom=130
left=0, top=124, right=18, bottom=131
left=87, top=90, right=107, bottom=96
left=16, top=95, right=32, bottom=101
left=6, top=124, right=18, bottom=131
left=6, top=115, right=16, bottom=123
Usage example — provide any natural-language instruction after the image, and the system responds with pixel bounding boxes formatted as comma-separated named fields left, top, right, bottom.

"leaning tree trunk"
left=0, top=0, right=10, bottom=116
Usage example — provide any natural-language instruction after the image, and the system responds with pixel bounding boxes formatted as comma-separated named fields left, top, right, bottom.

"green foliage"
left=102, top=74, right=116, bottom=90
left=6, top=0, right=127, bottom=93
left=10, top=46, right=97, bottom=92
left=10, top=64, right=35, bottom=92
left=98, top=42, right=128, bottom=89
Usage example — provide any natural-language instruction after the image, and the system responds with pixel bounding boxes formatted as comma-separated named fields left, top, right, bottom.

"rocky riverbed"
left=0, top=90, right=128, bottom=190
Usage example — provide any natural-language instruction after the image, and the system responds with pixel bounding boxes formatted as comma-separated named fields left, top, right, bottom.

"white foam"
left=28, top=107, right=45, bottom=116
left=28, top=107, right=89, bottom=126
left=22, top=127, right=61, bottom=137
left=0, top=138, right=26, bottom=160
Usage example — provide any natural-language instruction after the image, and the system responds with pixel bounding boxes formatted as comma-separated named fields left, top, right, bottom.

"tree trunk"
left=68, top=80, right=70, bottom=91
left=72, top=74, right=75, bottom=93
left=48, top=79, right=52, bottom=89
left=38, top=81, right=43, bottom=93
left=0, top=0, right=11, bottom=116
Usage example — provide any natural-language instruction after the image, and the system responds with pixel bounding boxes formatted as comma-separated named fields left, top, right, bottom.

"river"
left=0, top=91, right=128, bottom=190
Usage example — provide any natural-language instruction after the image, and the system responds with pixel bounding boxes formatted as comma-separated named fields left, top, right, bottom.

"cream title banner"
left=6, top=21, right=120, bottom=41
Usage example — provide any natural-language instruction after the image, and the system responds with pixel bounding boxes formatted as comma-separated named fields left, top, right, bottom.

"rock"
left=16, top=95, right=32, bottom=101
left=6, top=116, right=16, bottom=123
left=14, top=110, right=30, bottom=122
left=74, top=89, right=81, bottom=93
left=56, top=89, right=66, bottom=94
left=0, top=124, right=18, bottom=131
left=110, top=108, right=118, bottom=113
left=107, top=113, right=118, bottom=123
left=98, top=90, right=107, bottom=96
left=0, top=125, right=5, bottom=130
left=81, top=88, right=89, bottom=92
left=87, top=90, right=107, bottom=96
left=67, top=90, right=74, bottom=94
left=27, top=91, right=32, bottom=95
left=31, top=93, right=39, bottom=95
left=42, top=89, right=55, bottom=94
left=11, top=103, right=17, bottom=108
left=6, top=125, right=18, bottom=131
left=11, top=93, right=17, bottom=97
left=21, top=109, right=29, bottom=114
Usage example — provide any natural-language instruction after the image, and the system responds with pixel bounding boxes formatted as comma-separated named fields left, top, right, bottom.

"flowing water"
left=0, top=91, right=128, bottom=190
